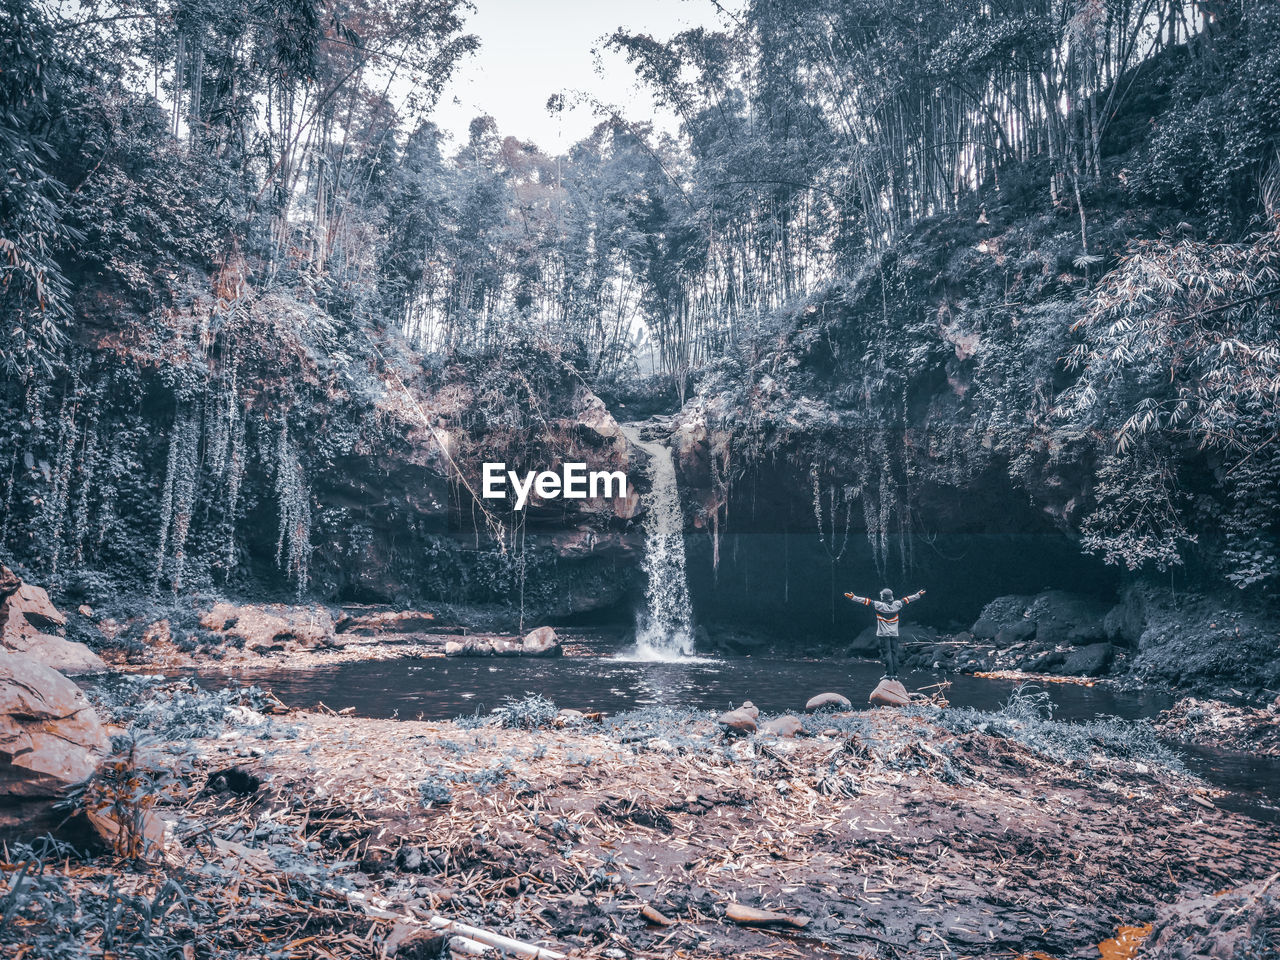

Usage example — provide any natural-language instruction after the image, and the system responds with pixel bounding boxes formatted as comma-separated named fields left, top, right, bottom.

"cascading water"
left=620, top=424, right=694, bottom=658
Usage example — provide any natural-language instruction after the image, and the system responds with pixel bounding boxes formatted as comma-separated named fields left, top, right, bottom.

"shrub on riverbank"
left=490, top=693, right=559, bottom=730
left=86, top=676, right=279, bottom=742
left=923, top=684, right=1182, bottom=774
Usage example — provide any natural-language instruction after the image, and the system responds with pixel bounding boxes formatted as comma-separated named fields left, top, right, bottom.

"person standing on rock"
left=844, top=587, right=926, bottom=680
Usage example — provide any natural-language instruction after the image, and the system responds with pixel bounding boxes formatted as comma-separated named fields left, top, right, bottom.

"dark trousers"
left=879, top=634, right=900, bottom=678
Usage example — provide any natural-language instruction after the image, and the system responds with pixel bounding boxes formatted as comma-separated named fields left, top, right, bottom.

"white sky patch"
left=430, top=0, right=730, bottom=151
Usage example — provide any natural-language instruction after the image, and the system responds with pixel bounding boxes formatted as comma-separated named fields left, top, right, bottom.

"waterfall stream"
left=621, top=424, right=694, bottom=658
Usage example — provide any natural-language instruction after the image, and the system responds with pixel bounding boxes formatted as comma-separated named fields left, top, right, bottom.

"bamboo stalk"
left=428, top=917, right=566, bottom=960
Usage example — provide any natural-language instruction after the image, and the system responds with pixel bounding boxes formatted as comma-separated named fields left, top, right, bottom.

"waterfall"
left=621, top=424, right=694, bottom=658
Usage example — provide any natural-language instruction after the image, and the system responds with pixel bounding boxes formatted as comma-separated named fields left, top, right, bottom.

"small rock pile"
left=716, top=683, right=920, bottom=739
left=444, top=626, right=562, bottom=658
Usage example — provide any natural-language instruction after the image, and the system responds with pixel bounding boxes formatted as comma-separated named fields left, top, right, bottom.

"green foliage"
left=59, top=734, right=185, bottom=860
left=272, top=421, right=311, bottom=595
left=416, top=778, right=453, bottom=807
left=605, top=704, right=724, bottom=756
left=0, top=0, right=72, bottom=377
left=925, top=685, right=1184, bottom=773
left=1061, top=223, right=1280, bottom=580
left=1079, top=443, right=1196, bottom=572
left=491, top=693, right=559, bottom=731
left=0, top=839, right=197, bottom=960
left=1126, top=5, right=1280, bottom=235
left=88, top=675, right=273, bottom=741
left=1219, top=445, right=1280, bottom=588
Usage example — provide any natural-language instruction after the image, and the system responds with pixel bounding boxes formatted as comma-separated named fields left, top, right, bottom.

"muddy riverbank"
left=5, top=677, right=1278, bottom=960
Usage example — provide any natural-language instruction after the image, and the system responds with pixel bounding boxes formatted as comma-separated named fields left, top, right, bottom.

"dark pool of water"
left=218, top=649, right=1166, bottom=722
left=189, top=632, right=1280, bottom=822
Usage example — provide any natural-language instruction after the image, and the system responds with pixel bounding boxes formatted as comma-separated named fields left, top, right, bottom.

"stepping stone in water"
left=869, top=679, right=910, bottom=707
left=805, top=692, right=852, bottom=712
left=718, top=706, right=758, bottom=733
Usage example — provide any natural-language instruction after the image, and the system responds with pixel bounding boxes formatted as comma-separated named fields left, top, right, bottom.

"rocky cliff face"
left=660, top=384, right=1116, bottom=642
left=641, top=232, right=1279, bottom=693
left=306, top=374, right=647, bottom=621
left=1, top=304, right=650, bottom=627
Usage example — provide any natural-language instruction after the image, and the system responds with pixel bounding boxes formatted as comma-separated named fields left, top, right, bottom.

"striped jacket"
left=848, top=591, right=925, bottom=636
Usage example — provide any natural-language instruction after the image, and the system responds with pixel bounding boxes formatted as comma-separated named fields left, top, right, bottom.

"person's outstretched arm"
left=844, top=592, right=872, bottom=606
left=904, top=588, right=926, bottom=603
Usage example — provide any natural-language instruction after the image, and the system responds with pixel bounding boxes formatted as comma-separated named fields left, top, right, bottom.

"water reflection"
left=200, top=651, right=1168, bottom=722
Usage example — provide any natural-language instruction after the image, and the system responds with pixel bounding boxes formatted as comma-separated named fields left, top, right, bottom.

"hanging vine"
left=223, top=390, right=246, bottom=579
left=812, top=462, right=855, bottom=623
left=70, top=402, right=100, bottom=568
left=40, top=386, right=79, bottom=579
left=273, top=418, right=312, bottom=595
left=152, top=404, right=203, bottom=594
left=811, top=465, right=854, bottom=564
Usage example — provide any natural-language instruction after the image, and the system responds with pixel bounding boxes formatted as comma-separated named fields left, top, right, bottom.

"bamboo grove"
left=1, top=0, right=1234, bottom=392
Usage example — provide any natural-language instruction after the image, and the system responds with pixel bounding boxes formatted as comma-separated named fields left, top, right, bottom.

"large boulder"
left=571, top=385, right=629, bottom=451
left=0, top=569, right=106, bottom=675
left=972, top=591, right=1110, bottom=649
left=3, top=633, right=108, bottom=675
left=848, top=622, right=937, bottom=657
left=994, top=619, right=1036, bottom=647
left=847, top=625, right=881, bottom=656
left=1056, top=642, right=1114, bottom=677
left=200, top=603, right=336, bottom=652
left=972, top=594, right=1035, bottom=637
left=1024, top=591, right=1110, bottom=646
left=869, top=679, right=911, bottom=707
left=970, top=617, right=1000, bottom=641
left=0, top=651, right=108, bottom=799
left=521, top=626, right=562, bottom=657
left=805, top=692, right=852, bottom=712
left=1023, top=650, right=1065, bottom=673
left=0, top=576, right=65, bottom=637
left=1103, top=587, right=1149, bottom=647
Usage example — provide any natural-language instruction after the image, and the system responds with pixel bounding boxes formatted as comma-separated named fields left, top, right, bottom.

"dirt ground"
left=5, top=681, right=1279, bottom=960
left=1156, top=695, right=1280, bottom=758
left=175, top=702, right=1280, bottom=959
